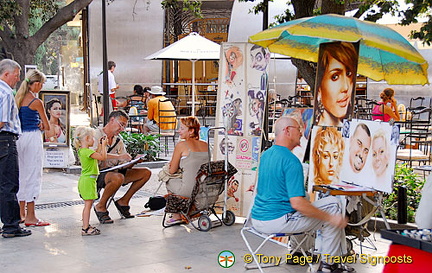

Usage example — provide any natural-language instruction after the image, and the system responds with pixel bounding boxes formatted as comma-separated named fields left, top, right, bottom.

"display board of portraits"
left=39, top=91, right=70, bottom=147
left=308, top=119, right=398, bottom=194
left=313, top=41, right=359, bottom=127
left=214, top=42, right=271, bottom=216
left=282, top=108, right=314, bottom=162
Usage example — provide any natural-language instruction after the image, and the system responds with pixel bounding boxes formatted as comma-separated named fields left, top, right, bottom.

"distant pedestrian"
left=73, top=126, right=107, bottom=236
left=0, top=59, right=32, bottom=238
left=98, top=61, right=119, bottom=115
left=15, top=69, right=51, bottom=227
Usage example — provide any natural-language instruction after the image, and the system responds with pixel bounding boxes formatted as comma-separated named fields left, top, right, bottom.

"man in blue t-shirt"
left=251, top=116, right=352, bottom=273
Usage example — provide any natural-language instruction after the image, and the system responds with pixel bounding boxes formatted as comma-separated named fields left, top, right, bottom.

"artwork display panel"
left=40, top=91, right=70, bottom=147
left=308, top=119, right=398, bottom=193
left=215, top=42, right=270, bottom=216
left=313, top=42, right=359, bottom=127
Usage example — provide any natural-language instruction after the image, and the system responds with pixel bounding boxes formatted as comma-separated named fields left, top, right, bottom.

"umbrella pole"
left=192, top=60, right=197, bottom=116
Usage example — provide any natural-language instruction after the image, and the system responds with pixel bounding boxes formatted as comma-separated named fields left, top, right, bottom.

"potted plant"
left=383, top=163, right=425, bottom=223
left=119, top=132, right=165, bottom=163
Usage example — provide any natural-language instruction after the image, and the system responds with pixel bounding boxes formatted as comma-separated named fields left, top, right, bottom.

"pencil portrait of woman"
left=312, top=127, right=345, bottom=185
left=314, top=42, right=358, bottom=127
left=371, top=129, right=390, bottom=179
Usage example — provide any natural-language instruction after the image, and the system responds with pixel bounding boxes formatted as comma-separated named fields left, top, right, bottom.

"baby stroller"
left=163, top=127, right=238, bottom=231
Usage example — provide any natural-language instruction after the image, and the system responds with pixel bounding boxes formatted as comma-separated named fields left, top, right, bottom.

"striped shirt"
left=0, top=79, right=21, bottom=135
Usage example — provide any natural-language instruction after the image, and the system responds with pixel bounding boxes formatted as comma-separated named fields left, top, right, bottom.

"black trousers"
left=0, top=132, right=21, bottom=233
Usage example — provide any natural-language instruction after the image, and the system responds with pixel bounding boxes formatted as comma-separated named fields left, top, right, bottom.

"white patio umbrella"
left=144, top=32, right=221, bottom=116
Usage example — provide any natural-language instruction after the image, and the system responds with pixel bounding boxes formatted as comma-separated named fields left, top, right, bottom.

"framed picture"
left=24, top=65, right=37, bottom=78
left=39, top=91, right=70, bottom=147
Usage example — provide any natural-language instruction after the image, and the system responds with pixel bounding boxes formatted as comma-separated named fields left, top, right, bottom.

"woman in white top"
left=165, top=116, right=208, bottom=225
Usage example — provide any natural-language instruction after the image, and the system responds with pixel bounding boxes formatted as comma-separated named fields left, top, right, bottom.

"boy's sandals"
left=81, top=225, right=101, bottom=236
left=94, top=207, right=114, bottom=224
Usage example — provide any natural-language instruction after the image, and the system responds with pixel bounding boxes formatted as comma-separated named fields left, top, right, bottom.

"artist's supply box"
left=381, top=229, right=432, bottom=253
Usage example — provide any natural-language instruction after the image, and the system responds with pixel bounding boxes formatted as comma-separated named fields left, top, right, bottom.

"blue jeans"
left=0, top=133, right=21, bottom=233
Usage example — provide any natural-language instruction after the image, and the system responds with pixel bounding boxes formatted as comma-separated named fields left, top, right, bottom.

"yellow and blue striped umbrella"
left=249, top=14, right=429, bottom=85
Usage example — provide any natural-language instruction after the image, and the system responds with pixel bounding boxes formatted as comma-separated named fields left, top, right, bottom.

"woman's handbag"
left=144, top=196, right=166, bottom=211
left=158, top=163, right=183, bottom=183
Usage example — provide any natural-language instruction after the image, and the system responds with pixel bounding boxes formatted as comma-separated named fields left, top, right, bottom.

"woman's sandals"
left=81, top=225, right=101, bottom=236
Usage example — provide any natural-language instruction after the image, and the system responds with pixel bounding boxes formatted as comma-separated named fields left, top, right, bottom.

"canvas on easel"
left=340, top=119, right=397, bottom=193
left=308, top=119, right=398, bottom=193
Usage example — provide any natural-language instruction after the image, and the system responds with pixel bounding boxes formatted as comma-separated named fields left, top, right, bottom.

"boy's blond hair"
left=73, top=126, right=95, bottom=150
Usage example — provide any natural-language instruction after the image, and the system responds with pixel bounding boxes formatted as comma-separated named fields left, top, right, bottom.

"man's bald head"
left=274, top=116, right=301, bottom=150
left=274, top=116, right=296, bottom=136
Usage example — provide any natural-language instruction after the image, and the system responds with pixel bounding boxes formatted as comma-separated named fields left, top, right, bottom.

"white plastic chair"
left=240, top=178, right=315, bottom=272
left=240, top=216, right=314, bottom=272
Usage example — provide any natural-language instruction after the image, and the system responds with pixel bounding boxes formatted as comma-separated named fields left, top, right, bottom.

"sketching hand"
left=135, top=154, right=145, bottom=163
left=328, top=214, right=348, bottom=229
left=119, top=153, right=132, bottom=162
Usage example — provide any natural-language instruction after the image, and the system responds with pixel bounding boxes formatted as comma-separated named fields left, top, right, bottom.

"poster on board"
left=313, top=42, right=359, bottom=127
left=308, top=119, right=398, bottom=193
left=215, top=42, right=270, bottom=216
left=39, top=91, right=70, bottom=147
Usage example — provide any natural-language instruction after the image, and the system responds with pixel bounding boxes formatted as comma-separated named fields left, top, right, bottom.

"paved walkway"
left=0, top=167, right=393, bottom=273
left=0, top=107, right=393, bottom=272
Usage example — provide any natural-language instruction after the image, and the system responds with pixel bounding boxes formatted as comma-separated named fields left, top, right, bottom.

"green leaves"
left=383, top=163, right=425, bottom=223
left=161, top=0, right=202, bottom=18
left=119, top=132, right=162, bottom=161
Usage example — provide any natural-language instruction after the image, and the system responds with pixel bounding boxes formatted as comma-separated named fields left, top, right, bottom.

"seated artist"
left=93, top=110, right=151, bottom=223
left=251, top=116, right=353, bottom=272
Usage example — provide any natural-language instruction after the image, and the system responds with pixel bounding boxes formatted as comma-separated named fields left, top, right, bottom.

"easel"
left=313, top=185, right=390, bottom=254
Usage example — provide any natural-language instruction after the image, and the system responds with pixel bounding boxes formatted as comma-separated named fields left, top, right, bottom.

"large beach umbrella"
left=249, top=14, right=429, bottom=85
left=145, top=32, right=221, bottom=115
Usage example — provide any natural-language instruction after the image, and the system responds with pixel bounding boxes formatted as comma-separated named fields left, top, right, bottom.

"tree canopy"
left=1, top=0, right=430, bottom=88
left=0, top=0, right=93, bottom=73
left=241, top=0, right=431, bottom=90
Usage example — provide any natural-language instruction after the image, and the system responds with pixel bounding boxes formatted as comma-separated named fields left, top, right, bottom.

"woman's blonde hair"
left=73, top=126, right=95, bottom=150
left=313, top=127, right=345, bottom=184
left=15, top=69, right=46, bottom=107
left=180, top=116, right=201, bottom=139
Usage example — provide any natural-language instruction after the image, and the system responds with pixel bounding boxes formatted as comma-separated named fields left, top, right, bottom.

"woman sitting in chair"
left=165, top=116, right=209, bottom=226
left=372, top=88, right=400, bottom=121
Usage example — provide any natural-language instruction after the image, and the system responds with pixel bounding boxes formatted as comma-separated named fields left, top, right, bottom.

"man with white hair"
left=251, top=116, right=352, bottom=272
left=0, top=59, right=32, bottom=238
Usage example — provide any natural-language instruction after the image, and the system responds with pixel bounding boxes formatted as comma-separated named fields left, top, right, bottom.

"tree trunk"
left=10, top=41, right=36, bottom=72
left=291, top=58, right=317, bottom=93
left=321, top=0, right=345, bottom=15
left=291, top=0, right=315, bottom=19
left=290, top=0, right=316, bottom=91
left=289, top=0, right=346, bottom=92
